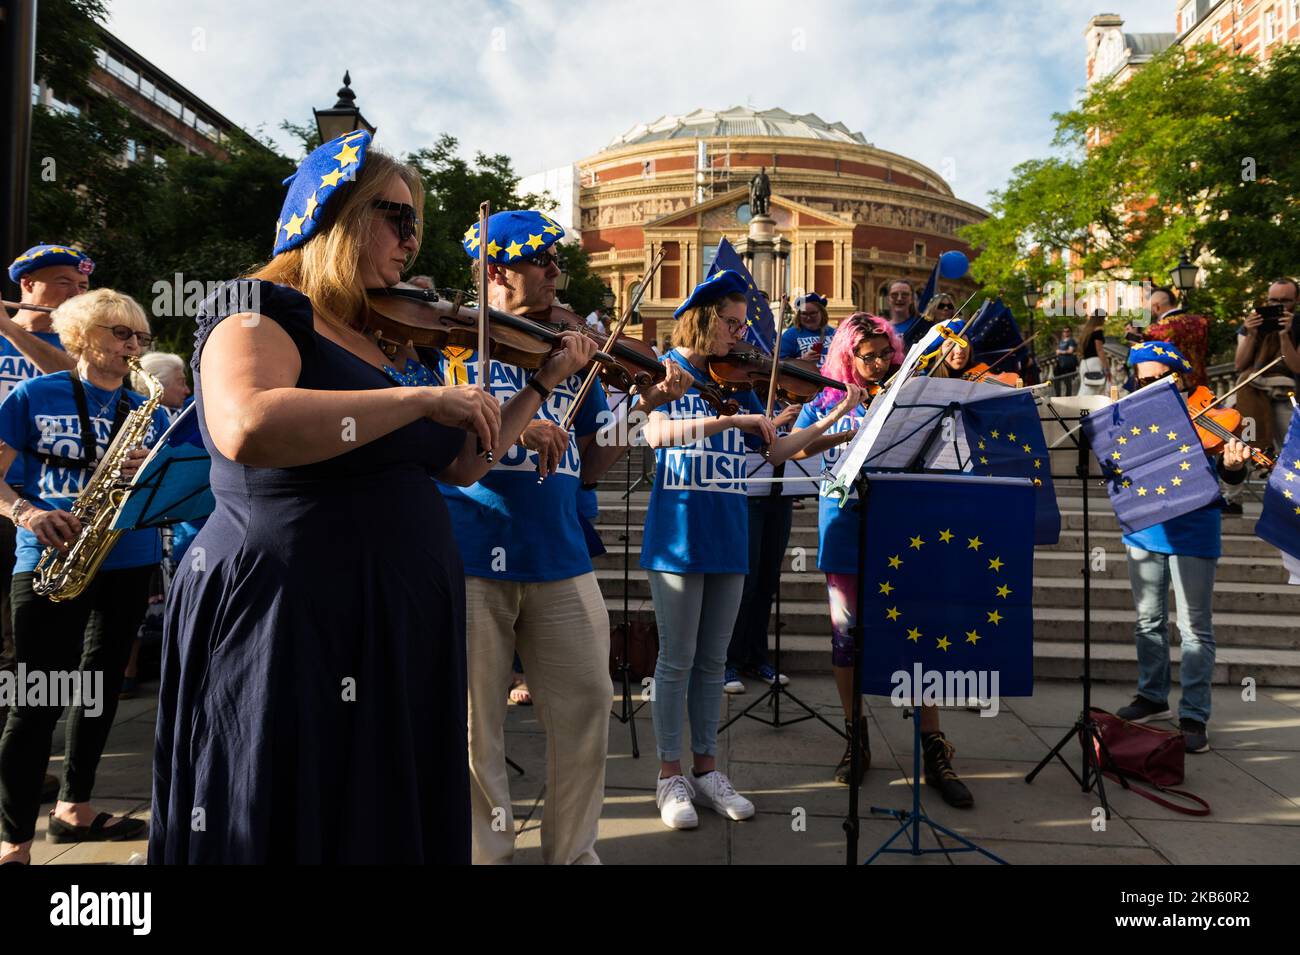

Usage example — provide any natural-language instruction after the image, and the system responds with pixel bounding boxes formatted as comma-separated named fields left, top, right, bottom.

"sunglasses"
left=520, top=248, right=562, bottom=271
left=372, top=200, right=420, bottom=242
left=935, top=302, right=955, bottom=311
left=1134, top=370, right=1174, bottom=389
left=98, top=324, right=153, bottom=348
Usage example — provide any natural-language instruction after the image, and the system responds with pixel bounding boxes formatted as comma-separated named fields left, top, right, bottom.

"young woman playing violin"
left=1113, top=342, right=1251, bottom=755
left=642, top=272, right=863, bottom=830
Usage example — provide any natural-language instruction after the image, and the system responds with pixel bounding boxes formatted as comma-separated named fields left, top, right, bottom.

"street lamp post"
left=314, top=72, right=376, bottom=144
left=1022, top=278, right=1041, bottom=339
left=1169, top=251, right=1198, bottom=300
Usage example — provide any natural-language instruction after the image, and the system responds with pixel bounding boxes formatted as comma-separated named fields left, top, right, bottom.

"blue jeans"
left=1126, top=546, right=1217, bottom=724
left=647, top=571, right=746, bottom=762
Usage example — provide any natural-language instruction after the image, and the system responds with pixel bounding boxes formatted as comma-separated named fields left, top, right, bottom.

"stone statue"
left=749, top=166, right=771, bottom=217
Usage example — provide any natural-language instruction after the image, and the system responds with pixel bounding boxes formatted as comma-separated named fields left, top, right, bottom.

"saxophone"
left=33, top=357, right=165, bottom=602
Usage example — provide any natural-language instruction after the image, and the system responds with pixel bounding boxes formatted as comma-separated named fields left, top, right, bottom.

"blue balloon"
left=939, top=250, right=969, bottom=280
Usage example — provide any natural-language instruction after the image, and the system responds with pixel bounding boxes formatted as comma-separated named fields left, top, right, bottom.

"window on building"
left=1213, top=20, right=1222, bottom=41
left=1291, top=0, right=1299, bottom=26
left=1180, top=0, right=1198, bottom=31
left=913, top=241, right=926, bottom=258
left=1266, top=8, right=1277, bottom=42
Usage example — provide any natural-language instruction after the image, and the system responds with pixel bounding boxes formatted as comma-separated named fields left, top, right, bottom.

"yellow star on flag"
left=991, top=429, right=1000, bottom=438
left=987, top=609, right=1003, bottom=625
left=1286, top=489, right=1295, bottom=500
left=1286, top=472, right=1296, bottom=482
left=1180, top=444, right=1192, bottom=453
left=1023, top=443, right=1032, bottom=453
left=1121, top=479, right=1132, bottom=488
left=938, top=529, right=954, bottom=543
left=1136, top=486, right=1148, bottom=496
left=1111, top=451, right=1122, bottom=460
left=1156, top=485, right=1167, bottom=495
left=978, top=440, right=985, bottom=450
left=1172, top=477, right=1182, bottom=486
left=965, top=630, right=980, bottom=645
left=887, top=555, right=903, bottom=569
left=1167, top=431, right=1178, bottom=440
left=885, top=606, right=901, bottom=621
left=1131, top=426, right=1142, bottom=436
left=878, top=581, right=895, bottom=595
left=906, top=627, right=922, bottom=642
left=1180, top=461, right=1191, bottom=471
left=909, top=535, right=925, bottom=550
left=995, top=584, right=1012, bottom=598
left=1033, top=459, right=1041, bottom=469
left=1117, top=436, right=1128, bottom=445
left=1149, top=424, right=1160, bottom=433
left=979, top=456, right=988, bottom=464
left=967, top=536, right=983, bottom=550
left=936, top=636, right=952, bottom=652
left=988, top=556, right=1004, bottom=571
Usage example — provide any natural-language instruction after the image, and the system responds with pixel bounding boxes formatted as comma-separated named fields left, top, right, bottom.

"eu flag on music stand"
left=960, top=388, right=1061, bottom=544
left=859, top=474, right=1035, bottom=697
left=709, top=238, right=775, bottom=354
left=1256, top=407, right=1300, bottom=561
left=1079, top=379, right=1221, bottom=535
left=966, top=298, right=1025, bottom=374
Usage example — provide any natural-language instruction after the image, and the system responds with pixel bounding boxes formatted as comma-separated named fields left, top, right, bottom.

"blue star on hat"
left=674, top=270, right=748, bottom=318
left=462, top=210, right=564, bottom=264
left=273, top=130, right=372, bottom=256
left=1127, top=340, right=1192, bottom=373
left=8, top=244, right=95, bottom=284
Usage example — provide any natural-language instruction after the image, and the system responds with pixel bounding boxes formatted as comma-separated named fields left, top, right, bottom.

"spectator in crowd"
left=1235, top=278, right=1300, bottom=456
left=884, top=280, right=927, bottom=349
left=1076, top=310, right=1109, bottom=397
left=1144, top=286, right=1208, bottom=390
left=1052, top=326, right=1078, bottom=396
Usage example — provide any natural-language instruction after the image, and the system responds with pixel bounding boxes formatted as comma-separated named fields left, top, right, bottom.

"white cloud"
left=103, top=0, right=1175, bottom=207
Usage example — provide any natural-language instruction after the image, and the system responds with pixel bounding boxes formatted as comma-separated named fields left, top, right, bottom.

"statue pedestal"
left=735, top=214, right=777, bottom=304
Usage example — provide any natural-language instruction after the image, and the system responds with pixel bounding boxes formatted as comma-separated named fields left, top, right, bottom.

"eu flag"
left=1079, top=379, right=1221, bottom=534
left=1256, top=407, right=1300, bottom=562
left=966, top=299, right=1025, bottom=373
left=709, top=237, right=775, bottom=353
left=858, top=474, right=1035, bottom=697
left=961, top=390, right=1061, bottom=544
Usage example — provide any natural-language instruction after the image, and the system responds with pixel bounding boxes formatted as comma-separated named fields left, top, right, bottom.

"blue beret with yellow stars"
left=8, top=244, right=95, bottom=283
left=462, top=210, right=564, bottom=264
left=273, top=130, right=371, bottom=256
left=674, top=269, right=748, bottom=318
left=1127, top=340, right=1192, bottom=373
left=796, top=292, right=828, bottom=308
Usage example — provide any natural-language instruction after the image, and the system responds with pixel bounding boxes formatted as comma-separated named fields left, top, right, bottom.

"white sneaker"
left=723, top=668, right=746, bottom=695
left=656, top=774, right=699, bottom=830
left=691, top=770, right=755, bottom=821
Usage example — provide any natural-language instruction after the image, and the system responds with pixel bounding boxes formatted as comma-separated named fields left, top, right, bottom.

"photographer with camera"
left=1235, top=278, right=1300, bottom=457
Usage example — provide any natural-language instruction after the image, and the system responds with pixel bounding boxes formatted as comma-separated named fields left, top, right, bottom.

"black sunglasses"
left=520, top=248, right=562, bottom=271
left=1134, top=370, right=1174, bottom=389
left=935, top=302, right=955, bottom=310
left=372, top=200, right=420, bottom=242
left=98, top=324, right=153, bottom=347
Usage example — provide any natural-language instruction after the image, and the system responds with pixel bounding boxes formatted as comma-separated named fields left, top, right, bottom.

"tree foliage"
left=961, top=42, right=1300, bottom=360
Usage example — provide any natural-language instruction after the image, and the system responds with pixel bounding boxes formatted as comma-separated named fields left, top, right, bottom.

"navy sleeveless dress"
left=149, top=281, right=469, bottom=864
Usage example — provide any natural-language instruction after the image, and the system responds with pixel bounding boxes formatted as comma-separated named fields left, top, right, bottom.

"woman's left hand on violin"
left=537, top=330, right=598, bottom=389
left=638, top=360, right=691, bottom=410
left=1222, top=438, right=1251, bottom=471
left=774, top=403, right=802, bottom=429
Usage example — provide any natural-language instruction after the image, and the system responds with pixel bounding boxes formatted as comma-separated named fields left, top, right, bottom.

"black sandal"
left=47, top=811, right=147, bottom=844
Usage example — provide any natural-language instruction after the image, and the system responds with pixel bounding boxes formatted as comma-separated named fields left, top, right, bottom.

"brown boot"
left=834, top=717, right=871, bottom=785
left=922, top=731, right=973, bottom=808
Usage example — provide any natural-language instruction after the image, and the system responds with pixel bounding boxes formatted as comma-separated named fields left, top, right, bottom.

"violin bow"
left=559, top=246, right=665, bottom=434
left=475, top=201, right=493, bottom=462
left=1187, top=355, right=1284, bottom=424
left=966, top=332, right=1038, bottom=385
left=1, top=300, right=55, bottom=314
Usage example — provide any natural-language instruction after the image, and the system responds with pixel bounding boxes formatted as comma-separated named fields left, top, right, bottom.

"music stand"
left=113, top=405, right=215, bottom=530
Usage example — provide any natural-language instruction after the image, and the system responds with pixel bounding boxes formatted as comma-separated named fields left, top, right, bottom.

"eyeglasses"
left=372, top=200, right=420, bottom=242
left=855, top=349, right=893, bottom=364
left=935, top=302, right=955, bottom=311
left=723, top=316, right=747, bottom=332
left=799, top=309, right=821, bottom=318
left=98, top=325, right=153, bottom=347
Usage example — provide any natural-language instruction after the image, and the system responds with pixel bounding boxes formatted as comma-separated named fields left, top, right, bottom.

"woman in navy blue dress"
left=149, top=133, right=595, bottom=864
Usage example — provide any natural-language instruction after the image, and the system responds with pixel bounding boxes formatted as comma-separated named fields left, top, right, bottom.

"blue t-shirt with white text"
left=435, top=349, right=608, bottom=582
left=640, top=350, right=765, bottom=574
left=0, top=331, right=64, bottom=488
left=796, top=399, right=867, bottom=573
left=0, top=371, right=170, bottom=573
left=779, top=326, right=832, bottom=363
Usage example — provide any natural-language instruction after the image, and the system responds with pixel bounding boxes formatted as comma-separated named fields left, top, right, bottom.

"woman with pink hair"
left=791, top=314, right=976, bottom=807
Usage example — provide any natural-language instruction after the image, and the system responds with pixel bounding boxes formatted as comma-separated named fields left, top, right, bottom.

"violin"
left=1185, top=385, right=1275, bottom=469
left=527, top=306, right=739, bottom=416
left=706, top=342, right=848, bottom=404
left=961, top=362, right=1022, bottom=388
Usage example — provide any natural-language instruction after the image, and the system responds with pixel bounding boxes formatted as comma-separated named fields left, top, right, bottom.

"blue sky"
left=104, top=0, right=1173, bottom=209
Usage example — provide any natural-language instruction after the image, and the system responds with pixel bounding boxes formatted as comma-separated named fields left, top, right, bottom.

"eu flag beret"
left=8, top=245, right=95, bottom=283
left=1127, top=340, right=1192, bottom=373
left=462, top=210, right=564, bottom=264
left=274, top=130, right=371, bottom=256
left=674, top=269, right=748, bottom=318
left=796, top=292, right=828, bottom=308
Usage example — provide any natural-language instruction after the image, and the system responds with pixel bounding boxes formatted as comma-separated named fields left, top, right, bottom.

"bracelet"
left=527, top=378, right=551, bottom=401
left=9, top=499, right=31, bottom=529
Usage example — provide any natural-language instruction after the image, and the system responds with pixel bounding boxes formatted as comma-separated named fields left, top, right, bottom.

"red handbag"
left=1087, top=707, right=1210, bottom=816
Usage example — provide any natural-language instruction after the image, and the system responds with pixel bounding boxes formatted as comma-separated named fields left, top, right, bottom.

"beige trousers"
left=466, top=572, right=612, bottom=865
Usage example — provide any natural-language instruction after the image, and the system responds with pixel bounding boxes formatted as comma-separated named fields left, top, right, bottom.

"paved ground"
left=22, top=674, right=1300, bottom=864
